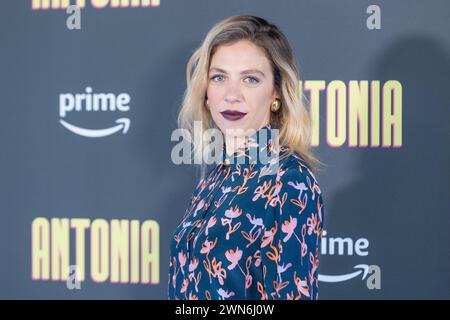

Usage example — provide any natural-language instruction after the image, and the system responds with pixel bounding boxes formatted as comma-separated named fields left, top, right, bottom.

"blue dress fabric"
left=167, top=123, right=325, bottom=300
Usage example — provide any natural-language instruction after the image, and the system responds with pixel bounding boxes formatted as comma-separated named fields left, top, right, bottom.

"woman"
left=168, top=15, right=325, bottom=300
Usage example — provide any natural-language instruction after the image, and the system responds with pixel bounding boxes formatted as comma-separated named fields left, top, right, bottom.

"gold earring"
left=270, top=99, right=281, bottom=112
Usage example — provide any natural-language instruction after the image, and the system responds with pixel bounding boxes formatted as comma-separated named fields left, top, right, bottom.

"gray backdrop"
left=0, top=0, right=449, bottom=299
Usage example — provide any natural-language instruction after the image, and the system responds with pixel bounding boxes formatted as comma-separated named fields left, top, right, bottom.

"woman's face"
left=206, top=40, right=278, bottom=138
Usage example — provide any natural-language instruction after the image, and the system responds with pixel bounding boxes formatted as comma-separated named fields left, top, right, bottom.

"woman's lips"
left=220, top=110, right=247, bottom=121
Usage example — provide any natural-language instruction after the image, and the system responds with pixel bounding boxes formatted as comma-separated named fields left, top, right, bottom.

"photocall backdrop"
left=1, top=0, right=449, bottom=299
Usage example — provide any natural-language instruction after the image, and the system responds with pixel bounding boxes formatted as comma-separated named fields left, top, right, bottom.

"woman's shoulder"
left=258, top=147, right=325, bottom=227
left=276, top=148, right=321, bottom=190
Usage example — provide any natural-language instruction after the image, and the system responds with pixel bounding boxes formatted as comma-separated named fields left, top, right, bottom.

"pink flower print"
left=242, top=214, right=263, bottom=248
left=275, top=166, right=288, bottom=183
left=314, top=183, right=321, bottom=196
left=288, top=181, right=307, bottom=192
left=217, top=288, right=235, bottom=300
left=224, top=205, right=242, bottom=219
left=180, top=278, right=189, bottom=293
left=257, top=281, right=268, bottom=300
left=214, top=186, right=234, bottom=210
left=193, top=199, right=205, bottom=217
left=225, top=247, right=243, bottom=270
left=287, top=181, right=308, bottom=203
left=205, top=216, right=217, bottom=236
left=178, top=251, right=187, bottom=274
left=301, top=241, right=308, bottom=259
left=294, top=272, right=310, bottom=298
left=254, top=251, right=262, bottom=267
left=245, top=274, right=253, bottom=289
left=300, top=224, right=308, bottom=263
left=188, top=257, right=199, bottom=272
left=317, top=199, right=323, bottom=224
left=277, top=262, right=292, bottom=275
left=246, top=213, right=263, bottom=235
left=211, top=257, right=227, bottom=285
left=281, top=216, right=297, bottom=242
left=252, top=181, right=271, bottom=201
left=261, top=224, right=277, bottom=248
left=222, top=205, right=243, bottom=240
left=200, top=237, right=217, bottom=255
left=268, top=183, right=282, bottom=207
left=309, top=249, right=319, bottom=283
left=261, top=230, right=273, bottom=248
left=228, top=166, right=257, bottom=205
left=307, top=177, right=321, bottom=201
left=307, top=214, right=318, bottom=236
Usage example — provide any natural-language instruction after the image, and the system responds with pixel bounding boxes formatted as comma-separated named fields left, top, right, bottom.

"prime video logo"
left=59, top=86, right=131, bottom=138
left=318, top=230, right=381, bottom=289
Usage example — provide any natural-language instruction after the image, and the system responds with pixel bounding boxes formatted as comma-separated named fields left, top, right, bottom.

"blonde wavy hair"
left=177, top=15, right=325, bottom=179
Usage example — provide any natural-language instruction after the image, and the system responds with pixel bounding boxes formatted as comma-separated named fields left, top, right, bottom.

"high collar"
left=220, top=123, right=279, bottom=167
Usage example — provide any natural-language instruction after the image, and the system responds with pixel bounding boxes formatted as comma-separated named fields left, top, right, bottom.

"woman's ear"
left=205, top=94, right=209, bottom=109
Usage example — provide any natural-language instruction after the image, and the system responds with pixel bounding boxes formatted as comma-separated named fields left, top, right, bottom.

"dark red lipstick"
left=220, top=110, right=247, bottom=121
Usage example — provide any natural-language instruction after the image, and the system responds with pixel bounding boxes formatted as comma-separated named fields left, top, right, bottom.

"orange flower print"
left=281, top=216, right=297, bottom=242
left=252, top=180, right=271, bottom=201
left=294, top=272, right=310, bottom=298
left=188, top=292, right=198, bottom=300
left=211, top=257, right=227, bottom=285
left=261, top=222, right=277, bottom=248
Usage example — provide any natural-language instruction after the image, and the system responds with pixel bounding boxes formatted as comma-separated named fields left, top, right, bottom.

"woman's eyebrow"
left=209, top=67, right=266, bottom=78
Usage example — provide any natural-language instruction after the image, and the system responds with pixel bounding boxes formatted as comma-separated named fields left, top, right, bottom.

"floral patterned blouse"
left=167, top=123, right=325, bottom=300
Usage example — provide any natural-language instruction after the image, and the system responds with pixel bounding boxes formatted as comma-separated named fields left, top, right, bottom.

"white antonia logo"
left=59, top=86, right=130, bottom=138
left=318, top=230, right=381, bottom=289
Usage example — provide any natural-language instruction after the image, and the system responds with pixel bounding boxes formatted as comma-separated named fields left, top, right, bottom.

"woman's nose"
left=224, top=81, right=242, bottom=103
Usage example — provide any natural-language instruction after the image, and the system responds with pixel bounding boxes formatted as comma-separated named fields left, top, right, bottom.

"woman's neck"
left=223, top=122, right=271, bottom=156
left=224, top=135, right=247, bottom=157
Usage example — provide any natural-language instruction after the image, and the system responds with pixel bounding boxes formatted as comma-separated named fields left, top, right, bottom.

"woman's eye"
left=210, top=75, right=259, bottom=84
left=210, top=75, right=224, bottom=81
left=244, top=76, right=259, bottom=84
